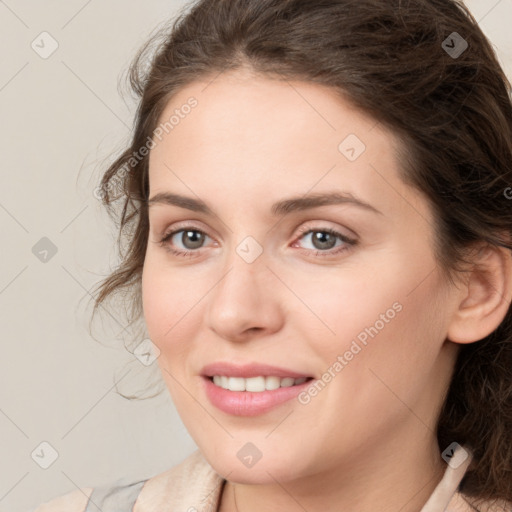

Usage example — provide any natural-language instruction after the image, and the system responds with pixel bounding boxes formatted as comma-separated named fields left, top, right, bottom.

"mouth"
left=200, top=362, right=316, bottom=416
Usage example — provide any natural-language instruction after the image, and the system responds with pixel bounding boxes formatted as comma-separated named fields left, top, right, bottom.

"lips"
left=200, top=362, right=315, bottom=416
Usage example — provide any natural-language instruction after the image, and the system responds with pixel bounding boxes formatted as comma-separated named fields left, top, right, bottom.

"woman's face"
left=142, top=69, right=461, bottom=484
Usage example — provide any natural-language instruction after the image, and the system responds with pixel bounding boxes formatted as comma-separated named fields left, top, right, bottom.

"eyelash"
left=157, top=225, right=358, bottom=259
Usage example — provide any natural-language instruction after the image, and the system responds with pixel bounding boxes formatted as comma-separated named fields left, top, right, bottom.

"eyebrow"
left=147, top=191, right=382, bottom=216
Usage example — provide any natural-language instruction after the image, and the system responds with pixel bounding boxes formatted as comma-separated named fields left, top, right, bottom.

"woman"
left=33, top=0, right=512, bottom=510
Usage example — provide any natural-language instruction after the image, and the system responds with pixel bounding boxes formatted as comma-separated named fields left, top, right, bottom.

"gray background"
left=0, top=1, right=510, bottom=511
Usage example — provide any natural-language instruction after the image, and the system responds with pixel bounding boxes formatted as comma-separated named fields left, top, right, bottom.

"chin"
left=198, top=442, right=309, bottom=484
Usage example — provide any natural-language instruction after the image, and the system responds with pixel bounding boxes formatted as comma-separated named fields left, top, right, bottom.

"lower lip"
left=202, top=376, right=313, bottom=416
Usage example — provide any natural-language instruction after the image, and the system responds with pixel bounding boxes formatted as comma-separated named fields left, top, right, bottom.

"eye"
left=158, top=227, right=213, bottom=257
left=156, top=224, right=357, bottom=259
left=293, top=226, right=357, bottom=257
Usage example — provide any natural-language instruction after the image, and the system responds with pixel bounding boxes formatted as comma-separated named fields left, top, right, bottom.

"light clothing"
left=31, top=444, right=511, bottom=512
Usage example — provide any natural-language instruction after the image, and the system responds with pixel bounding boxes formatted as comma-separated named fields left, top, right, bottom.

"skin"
left=141, top=68, right=512, bottom=512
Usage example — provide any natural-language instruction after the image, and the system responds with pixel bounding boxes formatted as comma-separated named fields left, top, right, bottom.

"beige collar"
left=134, top=446, right=505, bottom=512
left=420, top=444, right=474, bottom=512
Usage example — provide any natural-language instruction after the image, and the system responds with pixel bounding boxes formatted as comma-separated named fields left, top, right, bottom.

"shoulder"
left=31, top=476, right=148, bottom=512
left=29, top=450, right=223, bottom=512
left=134, top=449, right=225, bottom=511
left=31, top=487, right=94, bottom=512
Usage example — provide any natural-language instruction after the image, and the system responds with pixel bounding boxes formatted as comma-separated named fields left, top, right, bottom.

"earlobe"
left=447, top=245, right=512, bottom=344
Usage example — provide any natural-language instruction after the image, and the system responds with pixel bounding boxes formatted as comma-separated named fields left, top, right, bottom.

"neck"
left=220, top=433, right=447, bottom=512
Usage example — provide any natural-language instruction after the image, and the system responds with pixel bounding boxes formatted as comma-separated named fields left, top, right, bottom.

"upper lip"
left=201, top=362, right=312, bottom=379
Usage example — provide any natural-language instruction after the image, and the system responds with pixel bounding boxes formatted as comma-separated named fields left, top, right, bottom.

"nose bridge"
left=205, top=236, right=284, bottom=339
left=214, top=238, right=268, bottom=308
left=234, top=235, right=265, bottom=267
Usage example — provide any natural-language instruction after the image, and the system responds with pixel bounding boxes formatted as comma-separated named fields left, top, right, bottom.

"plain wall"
left=0, top=1, right=510, bottom=511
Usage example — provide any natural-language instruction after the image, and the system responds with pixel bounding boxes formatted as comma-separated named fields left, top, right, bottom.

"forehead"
left=147, top=70, right=430, bottom=224
left=152, top=70, right=383, bottom=165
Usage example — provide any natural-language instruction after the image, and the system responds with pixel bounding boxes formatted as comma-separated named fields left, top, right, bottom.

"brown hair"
left=90, top=0, right=512, bottom=504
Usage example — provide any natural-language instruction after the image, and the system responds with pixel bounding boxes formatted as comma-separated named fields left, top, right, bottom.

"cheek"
left=141, top=261, right=205, bottom=411
left=294, top=276, right=446, bottom=449
left=285, top=262, right=400, bottom=357
left=141, top=255, right=205, bottom=359
left=300, top=252, right=445, bottom=386
left=331, top=276, right=446, bottom=417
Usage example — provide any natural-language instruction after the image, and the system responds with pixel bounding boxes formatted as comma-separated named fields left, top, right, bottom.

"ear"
left=447, top=244, right=512, bottom=344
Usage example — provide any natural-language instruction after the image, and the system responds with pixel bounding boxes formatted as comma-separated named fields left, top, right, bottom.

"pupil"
left=183, top=230, right=204, bottom=249
left=313, top=231, right=336, bottom=250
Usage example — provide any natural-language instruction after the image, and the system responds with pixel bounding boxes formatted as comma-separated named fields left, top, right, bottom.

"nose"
left=205, top=250, right=285, bottom=343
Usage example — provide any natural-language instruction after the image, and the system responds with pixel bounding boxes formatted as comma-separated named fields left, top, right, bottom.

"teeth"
left=211, top=375, right=309, bottom=392
left=245, top=376, right=265, bottom=392
left=228, top=377, right=245, bottom=391
left=265, top=376, right=281, bottom=390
